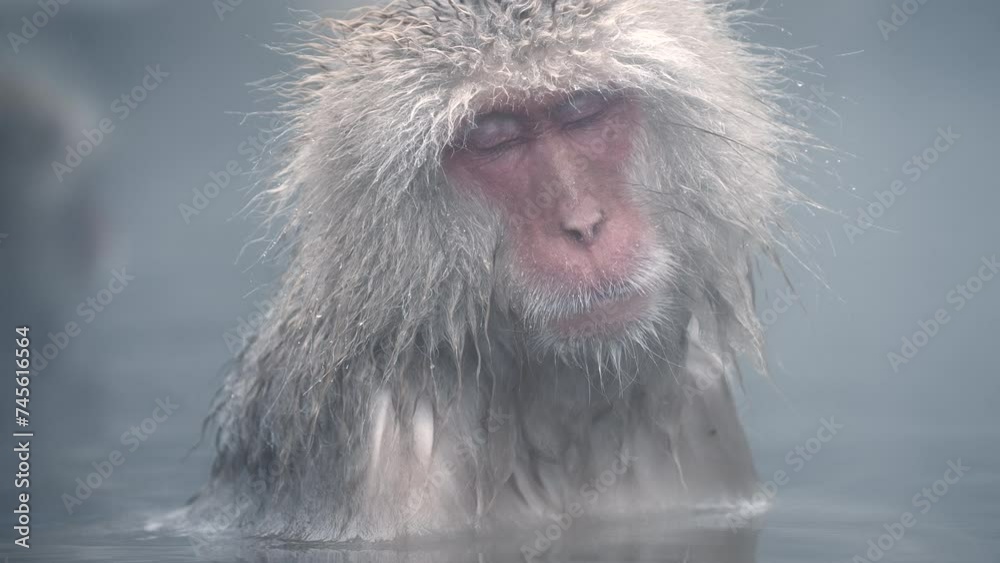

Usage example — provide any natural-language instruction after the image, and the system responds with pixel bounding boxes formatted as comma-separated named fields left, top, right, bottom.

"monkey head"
left=260, top=0, right=806, bottom=375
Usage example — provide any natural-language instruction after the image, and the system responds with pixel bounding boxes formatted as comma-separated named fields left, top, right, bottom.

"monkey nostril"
left=592, top=214, right=605, bottom=237
left=562, top=211, right=605, bottom=245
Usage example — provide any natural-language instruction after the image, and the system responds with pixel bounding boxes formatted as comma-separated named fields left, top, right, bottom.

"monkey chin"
left=514, top=245, right=677, bottom=359
left=528, top=286, right=671, bottom=364
left=552, top=291, right=651, bottom=339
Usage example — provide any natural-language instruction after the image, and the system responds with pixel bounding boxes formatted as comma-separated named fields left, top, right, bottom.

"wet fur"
left=180, top=0, right=809, bottom=542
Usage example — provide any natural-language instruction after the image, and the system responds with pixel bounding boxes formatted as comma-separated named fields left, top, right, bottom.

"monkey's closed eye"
left=552, top=91, right=613, bottom=128
left=462, top=113, right=525, bottom=153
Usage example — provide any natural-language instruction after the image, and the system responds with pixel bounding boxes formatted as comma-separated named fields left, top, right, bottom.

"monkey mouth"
left=551, top=288, right=652, bottom=337
left=515, top=246, right=673, bottom=343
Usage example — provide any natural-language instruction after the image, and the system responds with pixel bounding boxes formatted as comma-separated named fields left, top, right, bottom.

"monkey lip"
left=552, top=290, right=650, bottom=336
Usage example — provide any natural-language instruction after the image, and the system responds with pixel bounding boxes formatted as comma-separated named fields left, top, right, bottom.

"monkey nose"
left=559, top=202, right=605, bottom=246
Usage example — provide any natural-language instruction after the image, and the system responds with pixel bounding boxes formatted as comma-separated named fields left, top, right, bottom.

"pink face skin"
left=443, top=90, right=657, bottom=338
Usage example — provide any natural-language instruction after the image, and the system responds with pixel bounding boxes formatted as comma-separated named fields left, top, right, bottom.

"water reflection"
left=187, top=517, right=757, bottom=563
left=21, top=514, right=757, bottom=563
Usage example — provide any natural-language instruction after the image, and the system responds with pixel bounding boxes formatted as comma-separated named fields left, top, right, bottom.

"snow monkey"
left=182, top=0, right=808, bottom=543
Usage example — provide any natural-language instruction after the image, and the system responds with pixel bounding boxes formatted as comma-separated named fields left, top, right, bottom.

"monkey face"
left=443, top=90, right=676, bottom=350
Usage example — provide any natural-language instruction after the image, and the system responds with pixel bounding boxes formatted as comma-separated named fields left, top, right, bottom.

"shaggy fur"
left=179, top=0, right=809, bottom=542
